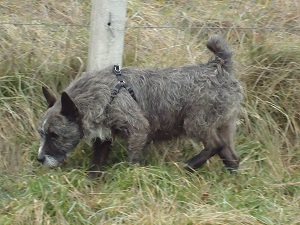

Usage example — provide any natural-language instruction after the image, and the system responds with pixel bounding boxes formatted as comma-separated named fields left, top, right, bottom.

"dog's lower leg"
left=215, top=119, right=239, bottom=172
left=184, top=146, right=222, bottom=172
left=217, top=147, right=239, bottom=172
left=89, top=138, right=112, bottom=177
left=127, top=132, right=148, bottom=165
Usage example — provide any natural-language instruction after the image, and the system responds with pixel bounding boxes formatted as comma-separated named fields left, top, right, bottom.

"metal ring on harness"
left=111, top=65, right=137, bottom=102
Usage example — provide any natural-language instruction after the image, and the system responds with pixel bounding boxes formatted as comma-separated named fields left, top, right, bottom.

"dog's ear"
left=42, top=86, right=56, bottom=108
left=60, top=92, right=79, bottom=120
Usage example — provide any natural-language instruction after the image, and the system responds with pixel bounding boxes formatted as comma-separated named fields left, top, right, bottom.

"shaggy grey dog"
left=37, top=35, right=243, bottom=174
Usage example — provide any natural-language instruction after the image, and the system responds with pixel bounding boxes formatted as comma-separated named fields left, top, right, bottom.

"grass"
left=1, top=163, right=299, bottom=224
left=0, top=0, right=300, bottom=224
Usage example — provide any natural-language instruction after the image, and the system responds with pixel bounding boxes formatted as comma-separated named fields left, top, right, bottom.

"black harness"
left=111, top=65, right=137, bottom=102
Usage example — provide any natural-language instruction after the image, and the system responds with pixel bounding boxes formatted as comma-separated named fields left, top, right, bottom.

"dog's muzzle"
left=37, top=155, right=46, bottom=163
left=37, top=153, right=64, bottom=168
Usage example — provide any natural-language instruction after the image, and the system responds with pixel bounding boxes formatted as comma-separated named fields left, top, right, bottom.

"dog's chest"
left=85, top=126, right=112, bottom=145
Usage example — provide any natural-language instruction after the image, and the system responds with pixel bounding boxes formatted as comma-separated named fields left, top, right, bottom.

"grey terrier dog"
left=37, top=35, right=243, bottom=174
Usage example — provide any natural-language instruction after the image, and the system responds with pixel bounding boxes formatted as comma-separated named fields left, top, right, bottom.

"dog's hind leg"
left=183, top=109, right=223, bottom=171
left=216, top=116, right=240, bottom=171
left=184, top=144, right=222, bottom=172
left=184, top=144, right=239, bottom=173
left=184, top=114, right=239, bottom=172
left=218, top=146, right=239, bottom=172
left=89, top=138, right=112, bottom=178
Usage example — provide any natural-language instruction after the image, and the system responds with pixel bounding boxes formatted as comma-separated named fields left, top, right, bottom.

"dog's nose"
left=37, top=156, right=45, bottom=163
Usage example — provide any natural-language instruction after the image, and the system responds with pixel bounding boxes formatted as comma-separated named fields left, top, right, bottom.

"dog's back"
left=69, top=35, right=242, bottom=142
left=116, top=35, right=242, bottom=141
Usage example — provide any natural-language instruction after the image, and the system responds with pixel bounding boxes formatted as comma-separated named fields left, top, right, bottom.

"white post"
left=87, top=0, right=127, bottom=71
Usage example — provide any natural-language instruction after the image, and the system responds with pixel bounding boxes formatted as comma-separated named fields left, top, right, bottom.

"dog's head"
left=37, top=87, right=83, bottom=167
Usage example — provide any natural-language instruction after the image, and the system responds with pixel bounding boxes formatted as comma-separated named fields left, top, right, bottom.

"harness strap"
left=111, top=65, right=137, bottom=102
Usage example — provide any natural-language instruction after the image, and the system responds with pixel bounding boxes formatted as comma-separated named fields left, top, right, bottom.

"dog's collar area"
left=111, top=65, right=137, bottom=102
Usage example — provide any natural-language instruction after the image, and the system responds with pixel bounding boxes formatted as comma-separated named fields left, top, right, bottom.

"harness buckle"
left=111, top=65, right=137, bottom=102
left=113, top=65, right=121, bottom=74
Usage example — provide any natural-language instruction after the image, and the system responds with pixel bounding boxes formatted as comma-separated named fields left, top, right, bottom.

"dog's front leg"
left=127, top=131, right=149, bottom=165
left=89, top=138, right=112, bottom=178
left=106, top=92, right=150, bottom=165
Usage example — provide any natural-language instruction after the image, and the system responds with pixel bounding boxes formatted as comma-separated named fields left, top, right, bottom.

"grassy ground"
left=0, top=0, right=299, bottom=224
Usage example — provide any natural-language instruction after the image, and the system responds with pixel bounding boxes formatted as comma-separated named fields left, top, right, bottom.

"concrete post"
left=87, top=0, right=127, bottom=71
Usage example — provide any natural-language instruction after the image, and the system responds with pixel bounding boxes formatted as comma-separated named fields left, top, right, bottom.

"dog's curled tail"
left=206, top=35, right=233, bottom=72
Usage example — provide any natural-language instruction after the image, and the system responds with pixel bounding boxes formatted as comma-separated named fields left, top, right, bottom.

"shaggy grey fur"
left=37, top=35, right=243, bottom=173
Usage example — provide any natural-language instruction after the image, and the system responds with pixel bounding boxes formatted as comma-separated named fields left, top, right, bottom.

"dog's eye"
left=49, top=131, right=59, bottom=139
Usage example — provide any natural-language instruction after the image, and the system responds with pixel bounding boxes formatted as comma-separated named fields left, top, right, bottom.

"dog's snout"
left=37, top=155, right=45, bottom=163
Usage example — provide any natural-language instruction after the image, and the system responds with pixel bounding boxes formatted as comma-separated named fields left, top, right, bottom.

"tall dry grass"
left=0, top=0, right=299, bottom=224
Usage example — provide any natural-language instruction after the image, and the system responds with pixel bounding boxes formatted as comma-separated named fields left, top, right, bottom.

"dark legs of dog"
left=89, top=138, right=112, bottom=178
left=184, top=145, right=239, bottom=172
left=216, top=117, right=240, bottom=171
left=184, top=115, right=239, bottom=172
left=217, top=147, right=239, bottom=171
left=184, top=145, right=222, bottom=172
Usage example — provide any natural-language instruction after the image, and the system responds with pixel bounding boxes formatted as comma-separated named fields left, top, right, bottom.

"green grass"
left=1, top=161, right=299, bottom=224
left=0, top=0, right=300, bottom=224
